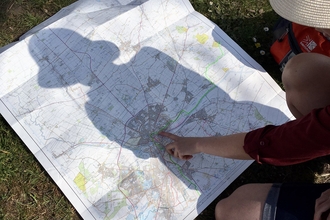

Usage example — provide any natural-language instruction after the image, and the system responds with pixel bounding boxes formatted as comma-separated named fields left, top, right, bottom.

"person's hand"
left=314, top=188, right=330, bottom=220
left=158, top=131, right=202, bottom=160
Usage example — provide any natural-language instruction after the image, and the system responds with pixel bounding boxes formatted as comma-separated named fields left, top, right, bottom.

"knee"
left=214, top=184, right=254, bottom=220
left=215, top=197, right=233, bottom=220
left=214, top=184, right=271, bottom=220
left=282, top=53, right=330, bottom=90
left=281, top=53, right=308, bottom=90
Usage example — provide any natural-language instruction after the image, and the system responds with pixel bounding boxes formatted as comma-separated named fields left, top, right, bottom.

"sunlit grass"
left=0, top=0, right=76, bottom=47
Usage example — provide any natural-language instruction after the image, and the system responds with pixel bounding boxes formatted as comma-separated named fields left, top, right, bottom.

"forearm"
left=197, top=132, right=252, bottom=160
left=159, top=131, right=252, bottom=160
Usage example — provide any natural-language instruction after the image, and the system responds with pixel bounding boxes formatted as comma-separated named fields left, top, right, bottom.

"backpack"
left=270, top=18, right=330, bottom=71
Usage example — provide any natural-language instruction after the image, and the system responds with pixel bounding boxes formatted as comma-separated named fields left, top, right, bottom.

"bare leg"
left=215, top=183, right=272, bottom=220
left=282, top=53, right=330, bottom=119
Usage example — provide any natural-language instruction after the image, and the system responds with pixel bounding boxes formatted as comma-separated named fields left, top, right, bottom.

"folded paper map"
left=0, top=0, right=293, bottom=219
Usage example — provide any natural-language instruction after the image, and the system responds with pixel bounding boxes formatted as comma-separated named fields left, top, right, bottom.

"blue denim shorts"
left=262, top=183, right=281, bottom=220
left=262, top=183, right=330, bottom=220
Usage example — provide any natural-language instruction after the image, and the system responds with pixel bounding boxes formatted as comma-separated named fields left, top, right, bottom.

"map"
left=0, top=0, right=293, bottom=219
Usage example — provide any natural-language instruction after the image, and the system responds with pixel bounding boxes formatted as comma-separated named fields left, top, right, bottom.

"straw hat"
left=269, top=0, right=330, bottom=28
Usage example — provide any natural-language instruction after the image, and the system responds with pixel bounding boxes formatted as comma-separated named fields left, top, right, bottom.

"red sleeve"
left=243, top=106, right=330, bottom=166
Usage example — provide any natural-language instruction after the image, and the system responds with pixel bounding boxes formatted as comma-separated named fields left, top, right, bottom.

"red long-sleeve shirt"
left=243, top=106, right=330, bottom=166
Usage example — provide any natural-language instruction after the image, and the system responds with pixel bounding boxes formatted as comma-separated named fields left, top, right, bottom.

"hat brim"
left=269, top=0, right=330, bottom=29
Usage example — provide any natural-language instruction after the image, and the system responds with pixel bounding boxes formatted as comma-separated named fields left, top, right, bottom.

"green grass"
left=0, top=0, right=329, bottom=219
left=0, top=113, right=80, bottom=219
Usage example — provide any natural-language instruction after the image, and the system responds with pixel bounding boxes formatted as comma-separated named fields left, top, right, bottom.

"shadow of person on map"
left=30, top=28, right=290, bottom=218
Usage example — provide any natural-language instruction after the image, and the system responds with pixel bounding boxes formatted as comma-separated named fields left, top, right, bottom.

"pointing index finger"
left=158, top=131, right=179, bottom=141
